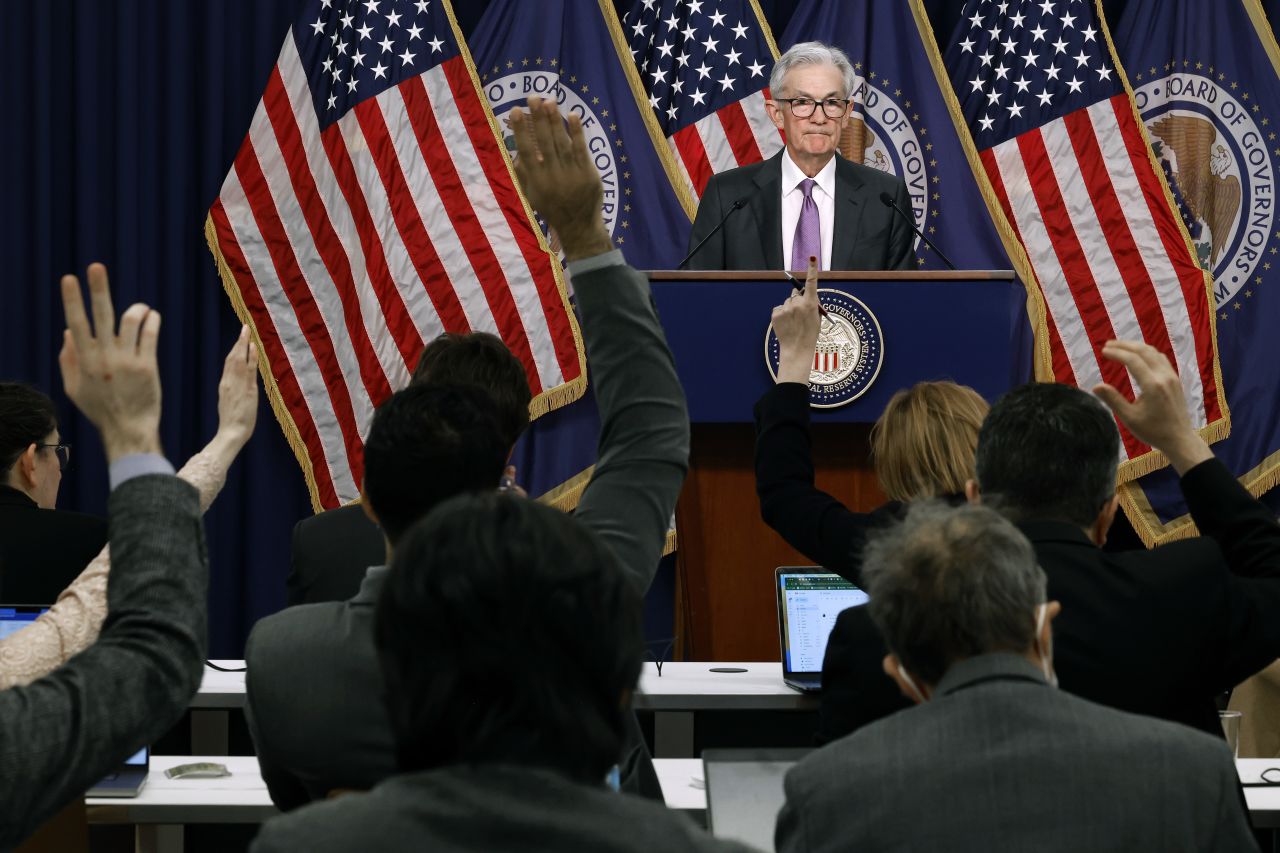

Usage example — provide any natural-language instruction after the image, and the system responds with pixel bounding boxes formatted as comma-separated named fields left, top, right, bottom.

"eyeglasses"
left=775, top=97, right=851, bottom=119
left=36, top=444, right=71, bottom=472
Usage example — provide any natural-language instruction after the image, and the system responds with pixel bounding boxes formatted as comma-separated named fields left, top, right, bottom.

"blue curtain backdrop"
left=0, top=0, right=1234, bottom=656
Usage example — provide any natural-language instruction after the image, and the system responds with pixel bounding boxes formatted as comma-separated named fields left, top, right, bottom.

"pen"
left=783, top=270, right=832, bottom=321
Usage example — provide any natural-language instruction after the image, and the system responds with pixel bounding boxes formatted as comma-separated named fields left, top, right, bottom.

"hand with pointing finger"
left=59, top=263, right=164, bottom=462
left=772, top=257, right=822, bottom=386
left=1092, top=340, right=1213, bottom=474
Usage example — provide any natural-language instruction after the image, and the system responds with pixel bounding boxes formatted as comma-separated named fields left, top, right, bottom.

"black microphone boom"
left=676, top=197, right=749, bottom=270
left=878, top=191, right=958, bottom=271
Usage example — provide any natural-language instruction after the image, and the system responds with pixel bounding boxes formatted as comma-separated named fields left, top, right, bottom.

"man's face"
left=31, top=430, right=63, bottom=510
left=766, top=62, right=851, bottom=165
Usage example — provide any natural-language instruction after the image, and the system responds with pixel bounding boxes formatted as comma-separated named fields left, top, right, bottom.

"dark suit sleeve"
left=818, top=605, right=910, bottom=744
left=685, top=174, right=725, bottom=270
left=774, top=766, right=811, bottom=853
left=887, top=178, right=914, bottom=270
left=244, top=625, right=314, bottom=812
left=0, top=475, right=206, bottom=845
left=570, top=261, right=690, bottom=595
left=754, top=382, right=884, bottom=583
left=1181, top=458, right=1280, bottom=579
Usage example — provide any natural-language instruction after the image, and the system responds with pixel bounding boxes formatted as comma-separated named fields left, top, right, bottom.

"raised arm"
left=1096, top=340, right=1280, bottom=577
left=0, top=264, right=209, bottom=845
left=509, top=98, right=689, bottom=593
left=754, top=265, right=883, bottom=582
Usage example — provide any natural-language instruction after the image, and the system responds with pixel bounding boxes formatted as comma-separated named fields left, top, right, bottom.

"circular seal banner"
left=765, top=288, right=885, bottom=409
left=1133, top=72, right=1277, bottom=309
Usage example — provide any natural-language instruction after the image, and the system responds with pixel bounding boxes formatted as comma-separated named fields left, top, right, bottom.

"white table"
left=1239, top=758, right=1280, bottom=828
left=636, top=662, right=815, bottom=756
left=85, top=755, right=276, bottom=852
left=654, top=757, right=706, bottom=812
left=190, top=660, right=814, bottom=757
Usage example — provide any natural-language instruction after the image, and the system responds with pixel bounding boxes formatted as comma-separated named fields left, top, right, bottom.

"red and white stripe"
left=209, top=35, right=581, bottom=508
left=669, top=89, right=785, bottom=197
left=978, top=93, right=1222, bottom=464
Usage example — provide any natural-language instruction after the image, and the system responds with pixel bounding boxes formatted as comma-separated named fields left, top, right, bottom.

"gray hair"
left=863, top=501, right=1046, bottom=685
left=769, top=41, right=858, bottom=99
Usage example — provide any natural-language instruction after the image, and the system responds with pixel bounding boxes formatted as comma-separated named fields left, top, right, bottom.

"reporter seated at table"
left=247, top=95, right=690, bottom=811
left=0, top=382, right=107, bottom=603
left=775, top=501, right=1257, bottom=853
left=246, top=383, right=511, bottom=808
left=0, top=265, right=210, bottom=845
left=250, top=495, right=748, bottom=853
left=753, top=271, right=987, bottom=740
left=0, top=328, right=258, bottom=688
left=286, top=331, right=532, bottom=606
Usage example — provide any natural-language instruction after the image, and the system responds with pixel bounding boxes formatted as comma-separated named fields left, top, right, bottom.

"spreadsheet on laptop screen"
left=781, top=575, right=868, bottom=673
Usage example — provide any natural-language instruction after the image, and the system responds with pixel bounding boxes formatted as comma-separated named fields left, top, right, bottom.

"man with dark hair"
left=246, top=384, right=510, bottom=807
left=286, top=331, right=532, bottom=605
left=252, top=495, right=745, bottom=852
left=248, top=94, right=690, bottom=810
left=1, top=264, right=213, bottom=844
left=819, top=341, right=1280, bottom=741
left=776, top=502, right=1256, bottom=853
left=0, top=381, right=107, bottom=602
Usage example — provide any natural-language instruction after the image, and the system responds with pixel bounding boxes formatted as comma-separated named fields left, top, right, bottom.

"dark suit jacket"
left=0, top=474, right=207, bottom=845
left=777, top=655, right=1257, bottom=853
left=287, top=504, right=384, bottom=605
left=246, top=259, right=690, bottom=809
left=685, top=151, right=914, bottom=271
left=251, top=764, right=753, bottom=853
left=0, top=485, right=107, bottom=603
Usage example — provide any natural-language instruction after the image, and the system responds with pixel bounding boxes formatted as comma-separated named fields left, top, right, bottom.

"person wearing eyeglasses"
left=0, top=382, right=107, bottom=604
left=684, top=41, right=914, bottom=272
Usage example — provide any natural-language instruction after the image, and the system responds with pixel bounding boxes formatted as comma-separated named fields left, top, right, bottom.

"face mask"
left=1034, top=603, right=1058, bottom=687
left=897, top=663, right=928, bottom=704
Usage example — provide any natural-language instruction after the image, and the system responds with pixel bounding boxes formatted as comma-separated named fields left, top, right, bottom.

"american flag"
left=622, top=0, right=784, bottom=204
left=206, top=0, right=585, bottom=509
left=945, top=0, right=1225, bottom=472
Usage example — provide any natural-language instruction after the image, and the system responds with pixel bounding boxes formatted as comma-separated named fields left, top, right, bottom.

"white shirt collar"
left=781, top=150, right=837, bottom=200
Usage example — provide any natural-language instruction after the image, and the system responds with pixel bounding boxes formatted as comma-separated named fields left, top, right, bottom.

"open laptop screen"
left=0, top=606, right=48, bottom=641
left=776, top=570, right=868, bottom=676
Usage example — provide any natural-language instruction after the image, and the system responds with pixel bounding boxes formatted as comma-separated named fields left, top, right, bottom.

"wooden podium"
left=646, top=271, right=1032, bottom=661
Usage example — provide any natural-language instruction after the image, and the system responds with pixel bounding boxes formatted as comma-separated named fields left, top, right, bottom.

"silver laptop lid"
left=775, top=568, right=868, bottom=679
left=703, top=748, right=811, bottom=851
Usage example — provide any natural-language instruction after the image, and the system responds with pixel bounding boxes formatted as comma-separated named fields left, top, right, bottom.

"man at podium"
left=684, top=42, right=915, bottom=272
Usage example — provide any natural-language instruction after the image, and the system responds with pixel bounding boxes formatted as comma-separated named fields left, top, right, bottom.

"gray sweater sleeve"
left=0, top=474, right=208, bottom=845
left=568, top=261, right=690, bottom=594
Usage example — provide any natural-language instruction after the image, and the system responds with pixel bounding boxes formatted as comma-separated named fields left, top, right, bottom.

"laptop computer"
left=0, top=605, right=48, bottom=640
left=703, top=748, right=811, bottom=852
left=775, top=567, right=869, bottom=693
left=87, top=746, right=149, bottom=797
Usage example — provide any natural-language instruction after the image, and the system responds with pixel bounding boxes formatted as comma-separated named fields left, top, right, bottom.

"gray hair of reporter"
left=863, top=501, right=1046, bottom=686
left=769, top=41, right=858, bottom=99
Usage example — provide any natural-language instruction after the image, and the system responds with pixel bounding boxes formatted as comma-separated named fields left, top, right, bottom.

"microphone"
left=879, top=191, right=958, bottom=271
left=677, top=197, right=749, bottom=270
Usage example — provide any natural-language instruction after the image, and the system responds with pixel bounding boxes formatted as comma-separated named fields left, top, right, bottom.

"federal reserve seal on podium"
left=765, top=289, right=884, bottom=409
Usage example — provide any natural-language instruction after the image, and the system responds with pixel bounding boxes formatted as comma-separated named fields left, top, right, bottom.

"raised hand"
left=58, top=264, right=163, bottom=462
left=508, top=96, right=611, bottom=261
left=215, top=325, right=260, bottom=450
left=1093, top=340, right=1213, bottom=474
left=772, top=257, right=822, bottom=385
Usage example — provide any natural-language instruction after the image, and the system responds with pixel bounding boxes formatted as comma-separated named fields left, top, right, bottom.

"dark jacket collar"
left=935, top=653, right=1048, bottom=697
left=0, top=485, right=37, bottom=509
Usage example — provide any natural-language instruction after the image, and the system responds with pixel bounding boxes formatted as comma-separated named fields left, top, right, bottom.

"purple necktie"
left=791, top=177, right=820, bottom=271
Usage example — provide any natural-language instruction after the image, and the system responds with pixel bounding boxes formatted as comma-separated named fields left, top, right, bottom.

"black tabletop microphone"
left=676, top=197, right=749, bottom=270
left=878, top=191, right=958, bottom=271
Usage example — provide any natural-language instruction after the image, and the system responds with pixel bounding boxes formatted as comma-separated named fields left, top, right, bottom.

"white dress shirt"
left=780, top=151, right=837, bottom=271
